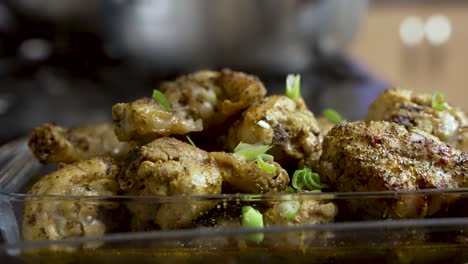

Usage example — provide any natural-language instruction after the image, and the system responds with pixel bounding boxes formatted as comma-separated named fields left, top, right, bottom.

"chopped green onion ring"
left=432, top=92, right=445, bottom=111
left=241, top=206, right=264, bottom=243
left=256, top=154, right=276, bottom=173
left=323, top=108, right=346, bottom=124
left=152, top=89, right=172, bottom=112
left=234, top=142, right=276, bottom=173
left=291, top=170, right=305, bottom=190
left=185, top=135, right=196, bottom=147
left=286, top=74, right=301, bottom=101
left=278, top=201, right=301, bottom=220
left=291, top=168, right=328, bottom=191
left=234, top=142, right=271, bottom=161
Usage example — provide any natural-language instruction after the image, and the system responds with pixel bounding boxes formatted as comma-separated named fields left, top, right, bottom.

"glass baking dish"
left=1, top=139, right=468, bottom=263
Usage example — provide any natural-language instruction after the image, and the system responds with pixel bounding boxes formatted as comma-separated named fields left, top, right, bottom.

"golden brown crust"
left=264, top=199, right=337, bottom=226
left=367, top=89, right=468, bottom=152
left=318, top=121, right=467, bottom=219
left=28, top=123, right=130, bottom=164
left=210, top=151, right=289, bottom=193
left=113, top=69, right=266, bottom=144
left=120, top=137, right=223, bottom=230
left=112, top=98, right=203, bottom=144
left=22, top=157, right=120, bottom=243
left=225, top=95, right=322, bottom=168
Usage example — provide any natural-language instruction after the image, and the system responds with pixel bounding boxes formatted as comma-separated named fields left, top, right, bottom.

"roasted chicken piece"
left=210, top=151, right=289, bottom=193
left=22, top=157, right=120, bottom=246
left=161, top=69, right=266, bottom=132
left=112, top=69, right=266, bottom=144
left=264, top=198, right=337, bottom=226
left=262, top=198, right=337, bottom=249
left=318, top=121, right=467, bottom=219
left=367, top=89, right=468, bottom=152
left=112, top=98, right=203, bottom=144
left=119, top=137, right=223, bottom=230
left=225, top=95, right=322, bottom=168
left=28, top=123, right=130, bottom=164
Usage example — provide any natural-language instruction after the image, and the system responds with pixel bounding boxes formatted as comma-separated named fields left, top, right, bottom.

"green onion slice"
left=283, top=186, right=296, bottom=193
left=323, top=108, right=346, bottom=124
left=200, top=89, right=217, bottom=104
left=234, top=142, right=271, bottom=161
left=291, top=168, right=328, bottom=191
left=234, top=142, right=276, bottom=173
left=256, top=154, right=276, bottom=173
left=432, top=92, right=445, bottom=111
left=152, top=90, right=172, bottom=112
left=278, top=201, right=301, bottom=220
left=241, top=206, right=264, bottom=243
left=186, top=135, right=196, bottom=147
left=286, top=74, right=301, bottom=101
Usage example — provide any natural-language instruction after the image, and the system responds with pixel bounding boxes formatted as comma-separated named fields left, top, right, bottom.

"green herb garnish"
left=277, top=201, right=301, bottom=220
left=234, top=143, right=271, bottom=160
left=241, top=206, right=264, bottom=243
left=186, top=135, right=196, bottom=147
left=291, top=168, right=328, bottom=192
left=432, top=92, right=445, bottom=111
left=200, top=89, right=217, bottom=104
left=323, top=108, right=346, bottom=124
left=152, top=89, right=172, bottom=112
left=286, top=74, right=301, bottom=101
left=256, top=154, right=276, bottom=173
left=234, top=143, right=276, bottom=173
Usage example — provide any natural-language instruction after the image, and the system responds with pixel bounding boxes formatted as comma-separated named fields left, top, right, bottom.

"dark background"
left=0, top=0, right=387, bottom=144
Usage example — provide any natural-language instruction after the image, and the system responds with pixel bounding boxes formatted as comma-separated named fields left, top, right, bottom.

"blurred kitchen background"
left=0, top=0, right=466, bottom=144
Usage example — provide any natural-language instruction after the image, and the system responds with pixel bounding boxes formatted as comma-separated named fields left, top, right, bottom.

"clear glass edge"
left=2, top=217, right=468, bottom=252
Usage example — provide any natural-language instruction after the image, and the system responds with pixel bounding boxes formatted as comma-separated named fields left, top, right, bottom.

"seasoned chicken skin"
left=119, top=137, right=223, bottom=230
left=28, top=123, right=130, bottom=164
left=264, top=199, right=337, bottom=226
left=367, top=89, right=468, bottom=152
left=225, top=96, right=321, bottom=168
left=262, top=198, right=337, bottom=249
left=113, top=70, right=266, bottom=144
left=318, top=121, right=467, bottom=219
left=161, top=69, right=266, bottom=133
left=22, top=157, right=120, bottom=244
left=210, top=151, right=289, bottom=193
left=112, top=98, right=203, bottom=144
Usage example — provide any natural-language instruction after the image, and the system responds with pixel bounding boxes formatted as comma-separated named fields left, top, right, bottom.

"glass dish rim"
left=3, top=187, right=468, bottom=201
left=2, top=216, right=468, bottom=253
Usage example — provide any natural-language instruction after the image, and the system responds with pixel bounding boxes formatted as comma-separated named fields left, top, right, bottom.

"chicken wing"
left=210, top=151, right=289, bottom=193
left=113, top=69, right=266, bottom=144
left=318, top=121, right=467, bottom=219
left=225, top=95, right=321, bottom=168
left=22, top=157, right=120, bottom=246
left=112, top=98, right=203, bottom=144
left=119, top=137, right=223, bottom=230
left=367, top=89, right=468, bottom=152
left=28, top=123, right=130, bottom=164
left=161, top=69, right=266, bottom=131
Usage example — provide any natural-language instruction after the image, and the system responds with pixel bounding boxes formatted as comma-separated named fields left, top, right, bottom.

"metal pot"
left=100, top=0, right=367, bottom=73
left=10, top=0, right=367, bottom=73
